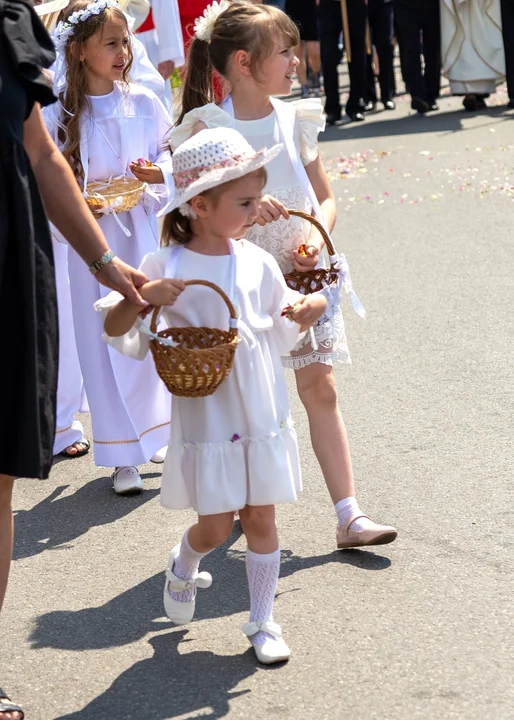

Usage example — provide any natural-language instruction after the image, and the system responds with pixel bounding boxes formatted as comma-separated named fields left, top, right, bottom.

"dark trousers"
left=319, top=0, right=372, bottom=116
left=394, top=0, right=441, bottom=103
left=367, top=0, right=395, bottom=102
left=319, top=0, right=343, bottom=117
left=500, top=0, right=514, bottom=100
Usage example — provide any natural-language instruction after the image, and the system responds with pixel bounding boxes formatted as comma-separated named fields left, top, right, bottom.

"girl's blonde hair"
left=58, top=0, right=133, bottom=181
left=178, top=1, right=299, bottom=124
left=161, top=167, right=267, bottom=246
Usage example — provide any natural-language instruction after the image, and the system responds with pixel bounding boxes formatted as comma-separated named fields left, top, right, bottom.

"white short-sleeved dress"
left=170, top=98, right=351, bottom=369
left=96, top=240, right=304, bottom=515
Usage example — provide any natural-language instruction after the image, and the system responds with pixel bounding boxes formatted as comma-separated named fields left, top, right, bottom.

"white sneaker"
left=112, top=466, right=143, bottom=495
left=151, top=446, right=168, bottom=463
left=163, top=544, right=212, bottom=625
left=242, top=621, right=291, bottom=664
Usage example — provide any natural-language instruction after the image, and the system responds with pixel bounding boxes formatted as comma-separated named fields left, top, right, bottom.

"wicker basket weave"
left=149, top=280, right=239, bottom=398
left=85, top=177, right=146, bottom=214
left=283, top=209, right=340, bottom=294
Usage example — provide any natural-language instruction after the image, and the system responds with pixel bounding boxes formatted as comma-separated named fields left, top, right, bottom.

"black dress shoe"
left=463, top=95, right=478, bottom=111
left=326, top=112, right=341, bottom=125
left=346, top=111, right=365, bottom=122
left=508, top=99, right=514, bottom=109
left=383, top=100, right=396, bottom=111
left=427, top=100, right=439, bottom=111
left=364, top=100, right=376, bottom=112
left=411, top=96, right=429, bottom=114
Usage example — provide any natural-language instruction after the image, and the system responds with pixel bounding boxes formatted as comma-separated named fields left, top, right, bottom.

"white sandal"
left=163, top=544, right=212, bottom=625
left=242, top=620, right=291, bottom=664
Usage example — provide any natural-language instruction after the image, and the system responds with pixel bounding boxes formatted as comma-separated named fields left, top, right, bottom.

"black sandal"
left=0, top=693, right=24, bottom=719
left=59, top=439, right=91, bottom=459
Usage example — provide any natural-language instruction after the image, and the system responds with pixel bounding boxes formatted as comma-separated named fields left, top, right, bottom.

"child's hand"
left=292, top=243, right=320, bottom=271
left=253, top=195, right=290, bottom=226
left=140, top=279, right=185, bottom=307
left=285, top=294, right=327, bottom=331
left=130, top=162, right=165, bottom=184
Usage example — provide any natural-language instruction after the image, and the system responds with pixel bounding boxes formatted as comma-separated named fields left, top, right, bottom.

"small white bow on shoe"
left=163, top=544, right=212, bottom=625
left=242, top=621, right=291, bottom=664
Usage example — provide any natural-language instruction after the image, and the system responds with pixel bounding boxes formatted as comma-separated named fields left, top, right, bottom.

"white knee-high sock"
left=246, top=548, right=281, bottom=645
left=169, top=529, right=211, bottom=603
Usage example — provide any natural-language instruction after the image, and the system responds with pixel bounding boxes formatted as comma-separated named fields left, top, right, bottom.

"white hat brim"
left=158, top=142, right=283, bottom=218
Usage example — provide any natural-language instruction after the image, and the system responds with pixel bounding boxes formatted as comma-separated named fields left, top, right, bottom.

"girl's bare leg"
left=295, top=41, right=308, bottom=87
left=306, top=40, right=321, bottom=75
left=294, top=363, right=354, bottom=504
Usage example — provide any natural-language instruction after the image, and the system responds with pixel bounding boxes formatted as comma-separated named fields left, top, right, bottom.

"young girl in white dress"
left=44, top=0, right=174, bottom=494
left=170, top=1, right=398, bottom=549
left=96, top=127, right=328, bottom=663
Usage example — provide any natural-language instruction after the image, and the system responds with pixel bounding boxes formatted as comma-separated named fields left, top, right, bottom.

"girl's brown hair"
left=58, top=0, right=133, bottom=181
left=162, top=167, right=267, bottom=246
left=178, top=1, right=299, bottom=124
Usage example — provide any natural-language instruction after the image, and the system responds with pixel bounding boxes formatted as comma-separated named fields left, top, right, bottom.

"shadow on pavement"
left=320, top=105, right=510, bottom=142
left=55, top=631, right=257, bottom=720
left=13, top=476, right=160, bottom=560
left=30, top=521, right=390, bottom=652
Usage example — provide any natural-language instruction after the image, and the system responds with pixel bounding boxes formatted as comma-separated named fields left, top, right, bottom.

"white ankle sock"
left=335, top=497, right=373, bottom=532
left=169, top=530, right=210, bottom=603
left=246, top=548, right=281, bottom=646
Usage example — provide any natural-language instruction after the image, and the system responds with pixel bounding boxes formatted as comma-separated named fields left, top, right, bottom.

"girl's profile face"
left=257, top=36, right=299, bottom=96
left=195, top=172, right=264, bottom=239
left=80, top=17, right=130, bottom=89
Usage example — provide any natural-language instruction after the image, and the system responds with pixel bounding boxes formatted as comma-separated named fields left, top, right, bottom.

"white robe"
left=45, top=83, right=174, bottom=467
left=52, top=239, right=87, bottom=456
left=96, top=241, right=304, bottom=515
left=441, top=0, right=506, bottom=94
left=135, top=0, right=185, bottom=107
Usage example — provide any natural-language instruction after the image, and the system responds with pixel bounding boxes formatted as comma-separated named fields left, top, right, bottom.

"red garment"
left=178, top=0, right=224, bottom=100
left=136, top=8, right=154, bottom=33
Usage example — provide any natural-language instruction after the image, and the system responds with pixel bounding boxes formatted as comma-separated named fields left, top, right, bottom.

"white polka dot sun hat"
left=159, top=127, right=283, bottom=217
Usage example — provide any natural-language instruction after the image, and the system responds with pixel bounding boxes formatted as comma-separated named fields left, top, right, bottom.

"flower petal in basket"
left=85, top=176, right=147, bottom=214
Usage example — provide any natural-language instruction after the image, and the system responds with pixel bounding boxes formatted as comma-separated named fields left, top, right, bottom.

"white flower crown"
left=54, top=0, right=119, bottom=52
left=193, top=0, right=230, bottom=43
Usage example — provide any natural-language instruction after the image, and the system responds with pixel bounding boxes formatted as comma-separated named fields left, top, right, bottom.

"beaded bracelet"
left=89, top=250, right=116, bottom=275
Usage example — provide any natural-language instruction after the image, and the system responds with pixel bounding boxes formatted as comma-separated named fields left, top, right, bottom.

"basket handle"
left=150, top=279, right=238, bottom=333
left=286, top=209, right=337, bottom=257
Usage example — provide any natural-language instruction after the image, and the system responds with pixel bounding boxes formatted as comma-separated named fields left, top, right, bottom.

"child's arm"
left=291, top=155, right=337, bottom=272
left=104, top=279, right=185, bottom=337
left=285, top=294, right=328, bottom=333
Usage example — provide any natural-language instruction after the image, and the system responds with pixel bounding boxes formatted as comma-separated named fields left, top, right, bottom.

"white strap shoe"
left=112, top=466, right=143, bottom=495
left=163, top=544, right=212, bottom=625
left=242, top=620, right=291, bottom=664
left=151, top=446, right=167, bottom=464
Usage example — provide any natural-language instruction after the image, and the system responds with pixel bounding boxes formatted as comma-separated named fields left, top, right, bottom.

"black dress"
left=0, top=0, right=58, bottom=479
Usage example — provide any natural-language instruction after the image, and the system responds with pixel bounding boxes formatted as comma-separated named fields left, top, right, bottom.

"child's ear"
left=233, top=49, right=252, bottom=77
left=190, top=194, right=210, bottom=217
left=69, top=41, right=83, bottom=62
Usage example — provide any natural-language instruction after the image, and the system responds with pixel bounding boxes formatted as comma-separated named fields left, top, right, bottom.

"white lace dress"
left=170, top=99, right=351, bottom=369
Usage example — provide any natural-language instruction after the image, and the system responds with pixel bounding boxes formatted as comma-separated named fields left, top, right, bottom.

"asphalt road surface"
left=2, top=85, right=514, bottom=720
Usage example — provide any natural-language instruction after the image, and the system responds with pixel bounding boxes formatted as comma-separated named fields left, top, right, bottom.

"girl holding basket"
left=96, top=127, right=327, bottom=663
left=171, top=1, right=397, bottom=549
left=44, top=0, right=174, bottom=494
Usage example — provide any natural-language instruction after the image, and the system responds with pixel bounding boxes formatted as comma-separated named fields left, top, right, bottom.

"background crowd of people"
left=264, top=0, right=514, bottom=124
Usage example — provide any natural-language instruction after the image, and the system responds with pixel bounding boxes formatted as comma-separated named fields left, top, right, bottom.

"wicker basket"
left=149, top=280, right=239, bottom=398
left=283, top=209, right=340, bottom=295
left=35, top=0, right=70, bottom=31
left=85, top=176, right=146, bottom=214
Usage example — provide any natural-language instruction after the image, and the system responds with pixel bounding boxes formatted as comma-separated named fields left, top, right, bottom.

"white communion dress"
left=170, top=98, right=351, bottom=369
left=96, top=240, right=304, bottom=515
left=44, top=83, right=173, bottom=466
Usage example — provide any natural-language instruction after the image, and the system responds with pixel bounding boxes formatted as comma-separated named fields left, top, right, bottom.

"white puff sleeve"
left=94, top=251, right=168, bottom=361
left=291, top=98, right=326, bottom=166
left=169, top=104, right=234, bottom=150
